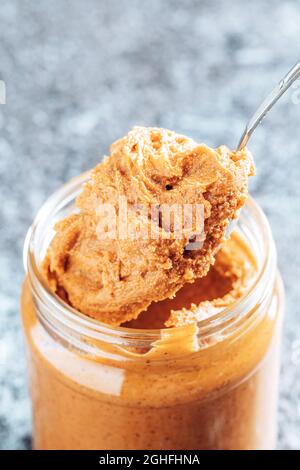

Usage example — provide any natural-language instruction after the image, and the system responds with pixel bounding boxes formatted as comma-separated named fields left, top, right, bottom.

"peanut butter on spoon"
left=43, top=127, right=254, bottom=326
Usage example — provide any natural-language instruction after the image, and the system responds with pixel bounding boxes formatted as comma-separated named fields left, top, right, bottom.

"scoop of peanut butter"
left=43, top=127, right=255, bottom=326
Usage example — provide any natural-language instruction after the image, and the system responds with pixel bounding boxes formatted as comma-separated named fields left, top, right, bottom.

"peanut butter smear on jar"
left=42, top=127, right=255, bottom=326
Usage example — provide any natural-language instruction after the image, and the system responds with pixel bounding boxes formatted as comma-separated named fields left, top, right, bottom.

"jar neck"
left=24, top=172, right=277, bottom=357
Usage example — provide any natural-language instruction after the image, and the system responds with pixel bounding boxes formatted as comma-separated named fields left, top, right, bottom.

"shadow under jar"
left=21, top=172, right=284, bottom=450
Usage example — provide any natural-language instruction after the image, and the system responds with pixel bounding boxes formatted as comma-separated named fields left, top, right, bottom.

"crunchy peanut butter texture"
left=43, top=127, right=255, bottom=326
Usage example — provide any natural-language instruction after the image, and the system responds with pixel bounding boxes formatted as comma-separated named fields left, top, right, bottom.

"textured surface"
left=43, top=127, right=254, bottom=326
left=0, top=0, right=300, bottom=450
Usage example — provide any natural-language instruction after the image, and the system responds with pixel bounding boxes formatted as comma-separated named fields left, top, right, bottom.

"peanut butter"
left=21, top=231, right=283, bottom=449
left=42, top=127, right=254, bottom=326
left=21, top=127, right=283, bottom=450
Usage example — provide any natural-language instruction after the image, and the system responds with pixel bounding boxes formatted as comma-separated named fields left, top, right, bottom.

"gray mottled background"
left=0, top=0, right=300, bottom=450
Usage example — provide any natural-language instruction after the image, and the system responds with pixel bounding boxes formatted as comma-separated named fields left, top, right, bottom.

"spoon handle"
left=238, top=61, right=300, bottom=150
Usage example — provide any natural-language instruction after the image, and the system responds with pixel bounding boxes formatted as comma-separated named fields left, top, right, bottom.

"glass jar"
left=21, top=172, right=284, bottom=450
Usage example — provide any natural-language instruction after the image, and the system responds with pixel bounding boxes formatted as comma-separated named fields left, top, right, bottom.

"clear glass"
left=21, top=173, right=284, bottom=450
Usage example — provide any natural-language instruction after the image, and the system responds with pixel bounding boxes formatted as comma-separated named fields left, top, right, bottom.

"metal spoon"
left=238, top=61, right=300, bottom=150
left=226, top=61, right=300, bottom=238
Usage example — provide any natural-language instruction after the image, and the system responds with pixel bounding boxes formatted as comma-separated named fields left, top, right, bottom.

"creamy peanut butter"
left=21, top=127, right=284, bottom=450
left=125, top=233, right=256, bottom=329
left=21, top=231, right=283, bottom=449
left=42, top=127, right=254, bottom=326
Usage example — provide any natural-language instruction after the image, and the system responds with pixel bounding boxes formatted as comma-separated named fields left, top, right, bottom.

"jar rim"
left=24, top=171, right=276, bottom=349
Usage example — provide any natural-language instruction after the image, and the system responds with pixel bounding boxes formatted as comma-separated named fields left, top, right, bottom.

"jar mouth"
left=24, top=171, right=276, bottom=347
